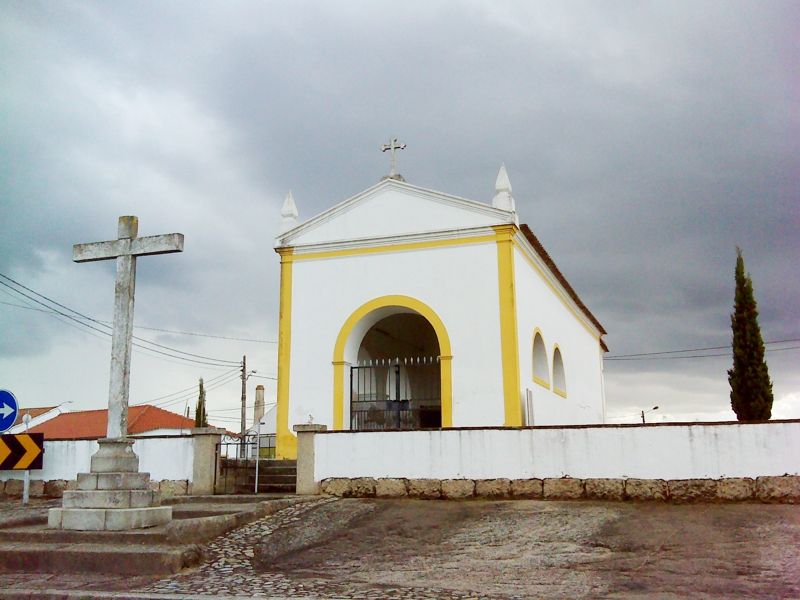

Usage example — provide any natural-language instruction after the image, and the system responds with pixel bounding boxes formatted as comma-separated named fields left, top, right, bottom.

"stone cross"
left=73, top=216, right=184, bottom=439
left=381, top=137, right=406, bottom=178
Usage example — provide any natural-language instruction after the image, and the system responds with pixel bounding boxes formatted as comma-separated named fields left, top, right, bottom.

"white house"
left=6, top=405, right=65, bottom=434
left=272, top=166, right=607, bottom=459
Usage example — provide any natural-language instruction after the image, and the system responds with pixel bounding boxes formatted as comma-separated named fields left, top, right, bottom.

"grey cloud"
left=1, top=1, right=797, bottom=418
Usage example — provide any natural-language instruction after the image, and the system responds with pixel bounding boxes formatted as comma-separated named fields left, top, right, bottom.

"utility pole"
left=239, top=355, right=256, bottom=458
left=240, top=355, right=247, bottom=457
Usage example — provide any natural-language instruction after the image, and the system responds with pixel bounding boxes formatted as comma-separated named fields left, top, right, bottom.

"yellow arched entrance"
left=332, top=295, right=453, bottom=430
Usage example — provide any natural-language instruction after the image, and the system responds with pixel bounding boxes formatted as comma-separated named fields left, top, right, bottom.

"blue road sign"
left=0, top=390, right=19, bottom=433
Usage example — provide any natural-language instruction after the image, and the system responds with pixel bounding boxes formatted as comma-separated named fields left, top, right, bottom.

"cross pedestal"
left=48, top=216, right=183, bottom=531
left=48, top=439, right=171, bottom=530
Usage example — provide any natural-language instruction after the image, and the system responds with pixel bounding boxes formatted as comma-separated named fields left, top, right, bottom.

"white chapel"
left=272, top=153, right=607, bottom=459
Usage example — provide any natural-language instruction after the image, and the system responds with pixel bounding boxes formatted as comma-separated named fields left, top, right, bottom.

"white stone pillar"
left=293, top=424, right=327, bottom=495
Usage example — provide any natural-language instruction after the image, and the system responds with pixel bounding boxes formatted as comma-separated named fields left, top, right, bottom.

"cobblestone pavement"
left=2, top=497, right=798, bottom=598
left=135, top=498, right=800, bottom=599
left=139, top=497, right=492, bottom=599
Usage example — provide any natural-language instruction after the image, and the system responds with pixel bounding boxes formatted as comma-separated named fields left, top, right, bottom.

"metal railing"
left=214, top=431, right=276, bottom=494
left=351, top=357, right=441, bottom=430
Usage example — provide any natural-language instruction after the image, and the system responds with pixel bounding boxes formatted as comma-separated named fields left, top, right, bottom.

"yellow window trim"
left=283, top=233, right=498, bottom=263
left=275, top=248, right=296, bottom=459
left=493, top=225, right=522, bottom=426
left=532, top=327, right=549, bottom=383
left=552, top=343, right=566, bottom=399
left=332, top=295, right=453, bottom=430
left=533, top=375, right=550, bottom=390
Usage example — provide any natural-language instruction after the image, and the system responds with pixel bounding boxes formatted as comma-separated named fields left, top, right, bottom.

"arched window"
left=532, top=331, right=549, bottom=388
left=553, top=347, right=566, bottom=398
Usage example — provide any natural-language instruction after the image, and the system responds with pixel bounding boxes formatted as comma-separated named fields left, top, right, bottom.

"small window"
left=553, top=347, right=566, bottom=397
left=532, top=332, right=549, bottom=388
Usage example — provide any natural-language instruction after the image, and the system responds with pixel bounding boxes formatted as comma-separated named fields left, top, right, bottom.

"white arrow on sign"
left=0, top=403, right=13, bottom=419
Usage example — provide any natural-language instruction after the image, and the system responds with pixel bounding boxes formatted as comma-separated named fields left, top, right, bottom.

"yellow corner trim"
left=495, top=229, right=522, bottom=426
left=275, top=248, right=297, bottom=459
left=492, top=224, right=517, bottom=237
left=332, top=295, right=453, bottom=430
left=286, top=234, right=497, bottom=263
left=554, top=388, right=567, bottom=398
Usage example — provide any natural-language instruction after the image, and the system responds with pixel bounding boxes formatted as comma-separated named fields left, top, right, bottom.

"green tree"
left=728, top=248, right=773, bottom=421
left=194, top=377, right=209, bottom=427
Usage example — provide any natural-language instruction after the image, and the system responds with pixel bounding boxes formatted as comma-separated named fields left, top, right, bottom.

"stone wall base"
left=0, top=479, right=190, bottom=499
left=319, top=476, right=800, bottom=503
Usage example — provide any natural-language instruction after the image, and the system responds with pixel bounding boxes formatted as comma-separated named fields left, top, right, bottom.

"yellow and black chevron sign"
left=0, top=433, right=44, bottom=470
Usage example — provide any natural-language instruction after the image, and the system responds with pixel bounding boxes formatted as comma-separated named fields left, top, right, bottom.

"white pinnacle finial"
left=279, top=190, right=298, bottom=234
left=492, top=163, right=516, bottom=213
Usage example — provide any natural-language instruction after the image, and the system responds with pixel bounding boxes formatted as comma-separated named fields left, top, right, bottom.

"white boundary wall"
left=0, top=436, right=195, bottom=483
left=314, top=421, right=800, bottom=481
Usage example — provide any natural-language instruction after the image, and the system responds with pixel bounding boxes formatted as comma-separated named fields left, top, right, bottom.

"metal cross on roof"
left=381, top=137, right=406, bottom=180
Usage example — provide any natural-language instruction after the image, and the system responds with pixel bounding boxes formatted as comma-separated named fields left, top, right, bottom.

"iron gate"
left=214, top=432, right=277, bottom=494
left=350, top=356, right=441, bottom=430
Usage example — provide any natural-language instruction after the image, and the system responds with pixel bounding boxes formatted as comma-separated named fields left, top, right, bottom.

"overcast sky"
left=1, top=1, right=798, bottom=430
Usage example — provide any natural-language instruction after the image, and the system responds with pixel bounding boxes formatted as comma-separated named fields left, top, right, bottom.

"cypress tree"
left=194, top=377, right=209, bottom=427
left=728, top=248, right=773, bottom=421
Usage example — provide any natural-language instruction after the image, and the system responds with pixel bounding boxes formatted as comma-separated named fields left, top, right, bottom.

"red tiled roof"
left=28, top=405, right=196, bottom=439
left=519, top=224, right=609, bottom=352
left=12, top=407, right=57, bottom=427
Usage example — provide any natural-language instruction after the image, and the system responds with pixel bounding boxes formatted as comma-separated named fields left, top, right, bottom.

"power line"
left=606, top=345, right=800, bottom=362
left=0, top=299, right=276, bottom=344
left=605, top=337, right=800, bottom=359
left=0, top=273, right=240, bottom=364
left=2, top=292, right=270, bottom=414
left=0, top=274, right=239, bottom=367
left=140, top=371, right=243, bottom=409
left=130, top=324, right=276, bottom=344
left=0, top=299, right=55, bottom=314
left=208, top=402, right=277, bottom=413
left=0, top=295, right=242, bottom=371
left=0, top=300, right=278, bottom=344
left=134, top=368, right=241, bottom=405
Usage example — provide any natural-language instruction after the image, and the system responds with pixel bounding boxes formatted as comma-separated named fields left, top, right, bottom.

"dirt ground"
left=259, top=499, right=800, bottom=599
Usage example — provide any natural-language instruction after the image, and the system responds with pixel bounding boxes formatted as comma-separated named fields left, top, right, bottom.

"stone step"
left=234, top=484, right=296, bottom=495
left=0, top=542, right=201, bottom=575
left=256, top=466, right=297, bottom=476
left=262, top=459, right=296, bottom=467
left=253, top=483, right=296, bottom=494
left=48, top=506, right=172, bottom=531
left=247, top=474, right=296, bottom=485
left=77, top=471, right=151, bottom=491
left=166, top=494, right=269, bottom=504
left=62, top=489, right=160, bottom=509
left=0, top=525, right=168, bottom=545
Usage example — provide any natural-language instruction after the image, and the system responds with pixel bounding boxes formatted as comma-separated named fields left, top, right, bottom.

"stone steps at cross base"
left=0, top=525, right=169, bottom=545
left=0, top=541, right=202, bottom=575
